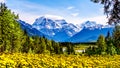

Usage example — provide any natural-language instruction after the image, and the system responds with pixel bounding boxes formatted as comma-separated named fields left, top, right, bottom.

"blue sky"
left=1, top=0, right=108, bottom=25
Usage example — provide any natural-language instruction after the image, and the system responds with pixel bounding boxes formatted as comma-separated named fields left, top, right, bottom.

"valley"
left=0, top=0, right=120, bottom=67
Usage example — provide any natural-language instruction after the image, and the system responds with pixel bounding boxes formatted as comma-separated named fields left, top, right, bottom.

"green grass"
left=74, top=44, right=96, bottom=50
left=74, top=44, right=97, bottom=54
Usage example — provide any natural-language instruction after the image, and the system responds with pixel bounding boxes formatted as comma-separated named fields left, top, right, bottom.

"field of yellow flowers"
left=0, top=53, right=120, bottom=68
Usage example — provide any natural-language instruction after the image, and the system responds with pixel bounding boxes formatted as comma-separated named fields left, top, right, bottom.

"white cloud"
left=67, top=6, right=74, bottom=10
left=44, top=14, right=64, bottom=20
left=19, top=13, right=39, bottom=25
left=64, top=15, right=108, bottom=25
left=6, top=0, right=108, bottom=25
left=84, top=16, right=108, bottom=25
left=11, top=9, right=40, bottom=24
left=75, top=16, right=108, bottom=25
left=0, top=0, right=6, bottom=3
left=71, top=13, right=79, bottom=17
left=7, top=0, right=66, bottom=24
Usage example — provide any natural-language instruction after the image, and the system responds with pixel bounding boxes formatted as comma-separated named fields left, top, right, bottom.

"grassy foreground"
left=0, top=53, right=120, bottom=68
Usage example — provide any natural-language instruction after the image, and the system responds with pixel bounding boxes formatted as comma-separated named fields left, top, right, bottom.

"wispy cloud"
left=19, top=11, right=40, bottom=24
left=6, top=0, right=108, bottom=25
left=77, top=16, right=108, bottom=25
left=71, top=13, right=79, bottom=17
left=64, top=15, right=108, bottom=25
left=87, top=16, right=108, bottom=25
left=7, top=0, right=66, bottom=24
left=67, top=6, right=74, bottom=10
left=10, top=8, right=40, bottom=24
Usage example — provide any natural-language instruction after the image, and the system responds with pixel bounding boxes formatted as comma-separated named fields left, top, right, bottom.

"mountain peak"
left=85, top=21, right=96, bottom=25
left=81, top=21, right=103, bottom=29
left=33, top=15, right=66, bottom=26
left=32, top=15, right=81, bottom=42
left=32, top=15, right=67, bottom=30
left=82, top=21, right=97, bottom=27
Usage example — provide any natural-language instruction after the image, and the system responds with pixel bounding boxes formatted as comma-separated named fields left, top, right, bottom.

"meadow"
left=0, top=53, right=120, bottom=68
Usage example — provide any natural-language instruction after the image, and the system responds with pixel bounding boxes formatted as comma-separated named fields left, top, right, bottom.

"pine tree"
left=32, top=36, right=40, bottom=53
left=38, top=37, right=46, bottom=54
left=0, top=3, right=24, bottom=53
left=97, top=35, right=107, bottom=55
left=66, top=42, right=75, bottom=55
left=107, top=43, right=117, bottom=55
left=112, top=25, right=120, bottom=54
left=113, top=25, right=120, bottom=48
left=105, top=31, right=112, bottom=44
left=22, top=31, right=31, bottom=53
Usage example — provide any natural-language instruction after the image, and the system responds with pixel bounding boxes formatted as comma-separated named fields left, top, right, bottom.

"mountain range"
left=18, top=15, right=114, bottom=43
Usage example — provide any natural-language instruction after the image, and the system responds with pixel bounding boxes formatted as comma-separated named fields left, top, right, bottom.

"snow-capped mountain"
left=18, top=20, right=47, bottom=37
left=67, top=27, right=113, bottom=43
left=32, top=16, right=81, bottom=42
left=32, top=16, right=63, bottom=36
left=81, top=21, right=114, bottom=29
left=66, top=21, right=114, bottom=43
left=18, top=15, right=114, bottom=43
left=81, top=21, right=104, bottom=30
